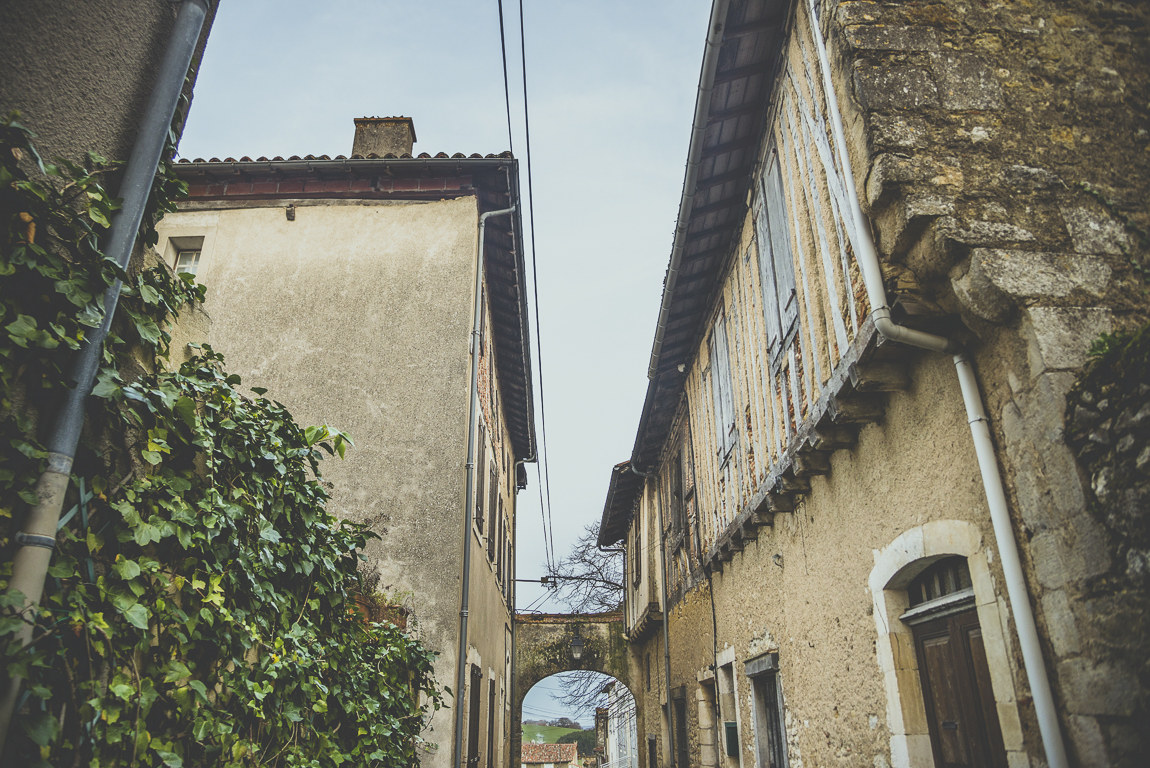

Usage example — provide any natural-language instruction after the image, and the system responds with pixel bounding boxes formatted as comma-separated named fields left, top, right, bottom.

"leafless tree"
left=542, top=524, right=630, bottom=717
left=544, top=523, right=623, bottom=614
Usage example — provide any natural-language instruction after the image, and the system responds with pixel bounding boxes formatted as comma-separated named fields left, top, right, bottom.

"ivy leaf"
left=174, top=396, right=197, bottom=428
left=93, top=367, right=122, bottom=399
left=6, top=313, right=58, bottom=349
left=21, top=711, right=59, bottom=746
left=133, top=521, right=163, bottom=545
left=139, top=283, right=161, bottom=305
left=113, top=558, right=141, bottom=580
left=163, top=660, right=193, bottom=683
left=156, top=751, right=183, bottom=768
left=123, top=604, right=150, bottom=630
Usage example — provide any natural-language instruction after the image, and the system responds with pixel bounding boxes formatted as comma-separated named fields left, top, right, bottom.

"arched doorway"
left=520, top=672, right=637, bottom=768
left=513, top=613, right=638, bottom=768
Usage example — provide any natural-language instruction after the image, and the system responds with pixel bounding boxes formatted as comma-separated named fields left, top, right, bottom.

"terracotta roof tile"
left=176, top=151, right=514, bottom=165
left=521, top=742, right=579, bottom=764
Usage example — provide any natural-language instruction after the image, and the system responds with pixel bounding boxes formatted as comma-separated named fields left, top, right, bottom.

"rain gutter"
left=0, top=0, right=213, bottom=755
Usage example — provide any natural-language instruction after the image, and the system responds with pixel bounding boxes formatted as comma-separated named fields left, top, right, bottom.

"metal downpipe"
left=0, top=0, right=212, bottom=756
left=647, top=0, right=731, bottom=379
left=453, top=205, right=516, bottom=768
left=803, top=1, right=1069, bottom=764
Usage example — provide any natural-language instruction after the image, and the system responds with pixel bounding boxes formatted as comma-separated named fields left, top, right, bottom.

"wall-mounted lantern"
left=570, top=630, right=584, bottom=661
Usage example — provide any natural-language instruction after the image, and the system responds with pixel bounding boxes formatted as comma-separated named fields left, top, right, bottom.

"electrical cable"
left=536, top=463, right=553, bottom=571
left=518, top=0, right=557, bottom=577
left=496, top=0, right=514, bottom=153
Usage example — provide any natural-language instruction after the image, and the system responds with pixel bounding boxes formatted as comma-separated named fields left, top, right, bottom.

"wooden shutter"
left=757, top=147, right=798, bottom=367
left=488, top=466, right=498, bottom=559
left=710, top=313, right=735, bottom=456
left=476, top=422, right=486, bottom=532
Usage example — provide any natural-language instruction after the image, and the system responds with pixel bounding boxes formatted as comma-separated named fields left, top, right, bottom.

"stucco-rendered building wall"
left=155, top=131, right=535, bottom=768
left=602, top=1, right=1148, bottom=768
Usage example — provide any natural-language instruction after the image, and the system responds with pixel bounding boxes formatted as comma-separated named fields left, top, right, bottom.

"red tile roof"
left=176, top=151, right=514, bottom=163
left=521, top=742, right=579, bottom=764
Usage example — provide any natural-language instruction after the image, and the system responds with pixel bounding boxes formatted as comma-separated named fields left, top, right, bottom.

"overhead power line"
left=518, top=0, right=557, bottom=574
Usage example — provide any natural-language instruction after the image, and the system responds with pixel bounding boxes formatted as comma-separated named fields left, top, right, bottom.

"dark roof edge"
left=598, top=461, right=644, bottom=547
left=502, top=166, right=538, bottom=462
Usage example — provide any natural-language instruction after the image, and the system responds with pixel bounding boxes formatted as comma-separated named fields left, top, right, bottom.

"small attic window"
left=175, top=249, right=201, bottom=276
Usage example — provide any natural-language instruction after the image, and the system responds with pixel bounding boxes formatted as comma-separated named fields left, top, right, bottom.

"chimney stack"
left=352, top=117, right=416, bottom=157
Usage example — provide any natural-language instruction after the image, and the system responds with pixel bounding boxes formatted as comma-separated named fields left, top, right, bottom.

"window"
left=476, top=422, right=486, bottom=533
left=631, top=529, right=642, bottom=587
left=175, top=249, right=201, bottom=275
left=709, top=313, right=736, bottom=458
left=487, top=465, right=498, bottom=559
left=755, top=146, right=798, bottom=369
left=746, top=653, right=788, bottom=768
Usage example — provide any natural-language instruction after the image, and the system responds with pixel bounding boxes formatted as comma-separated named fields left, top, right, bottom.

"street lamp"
left=570, top=631, right=584, bottom=661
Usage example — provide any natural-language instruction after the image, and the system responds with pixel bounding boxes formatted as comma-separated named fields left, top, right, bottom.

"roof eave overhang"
left=630, top=0, right=794, bottom=472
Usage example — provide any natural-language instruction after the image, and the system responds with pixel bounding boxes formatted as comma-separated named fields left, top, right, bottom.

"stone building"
left=154, top=117, right=536, bottom=768
left=598, top=1, right=1148, bottom=768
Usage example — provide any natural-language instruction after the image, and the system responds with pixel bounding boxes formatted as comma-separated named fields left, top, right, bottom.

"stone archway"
left=513, top=612, right=635, bottom=768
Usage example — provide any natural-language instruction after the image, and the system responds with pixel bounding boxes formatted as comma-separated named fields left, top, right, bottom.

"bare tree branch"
left=546, top=523, right=623, bottom=615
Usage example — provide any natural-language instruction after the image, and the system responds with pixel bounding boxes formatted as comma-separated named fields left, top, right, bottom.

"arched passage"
left=513, top=613, right=638, bottom=768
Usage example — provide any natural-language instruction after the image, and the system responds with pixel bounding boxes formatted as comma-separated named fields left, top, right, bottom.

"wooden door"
left=913, top=609, right=1007, bottom=768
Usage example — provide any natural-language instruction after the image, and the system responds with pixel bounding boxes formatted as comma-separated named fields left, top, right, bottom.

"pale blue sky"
left=180, top=0, right=709, bottom=720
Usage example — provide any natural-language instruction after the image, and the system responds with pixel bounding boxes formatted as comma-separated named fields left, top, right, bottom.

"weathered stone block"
left=1060, top=204, right=1130, bottom=255
left=869, top=115, right=928, bottom=149
left=1029, top=514, right=1112, bottom=589
left=836, top=1, right=883, bottom=27
left=853, top=64, right=939, bottom=112
left=865, top=154, right=939, bottom=206
left=1057, top=658, right=1138, bottom=716
left=1067, top=715, right=1109, bottom=768
left=1040, top=589, right=1082, bottom=656
left=1003, top=164, right=1063, bottom=190
left=930, top=53, right=1004, bottom=110
left=951, top=249, right=1111, bottom=323
left=1023, top=306, right=1113, bottom=375
left=845, top=25, right=939, bottom=52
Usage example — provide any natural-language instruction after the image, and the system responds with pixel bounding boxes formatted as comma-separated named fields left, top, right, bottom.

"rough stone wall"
left=831, top=1, right=1150, bottom=765
left=1060, top=327, right=1150, bottom=764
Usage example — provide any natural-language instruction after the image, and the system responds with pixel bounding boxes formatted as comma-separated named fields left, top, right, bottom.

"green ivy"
left=1, top=118, right=445, bottom=766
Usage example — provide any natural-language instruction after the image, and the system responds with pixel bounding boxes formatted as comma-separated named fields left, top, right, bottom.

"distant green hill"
left=521, top=724, right=579, bottom=744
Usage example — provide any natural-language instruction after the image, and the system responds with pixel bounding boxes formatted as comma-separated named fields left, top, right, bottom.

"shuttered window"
left=476, top=421, right=486, bottom=532
left=755, top=147, right=799, bottom=369
left=709, top=311, right=736, bottom=458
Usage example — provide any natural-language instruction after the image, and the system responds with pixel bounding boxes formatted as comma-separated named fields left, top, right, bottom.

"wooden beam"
left=808, top=426, right=858, bottom=451
left=794, top=452, right=831, bottom=477
left=849, top=362, right=910, bottom=392
left=829, top=396, right=885, bottom=424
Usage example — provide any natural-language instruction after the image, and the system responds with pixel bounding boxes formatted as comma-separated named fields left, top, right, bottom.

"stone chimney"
left=352, top=117, right=416, bottom=157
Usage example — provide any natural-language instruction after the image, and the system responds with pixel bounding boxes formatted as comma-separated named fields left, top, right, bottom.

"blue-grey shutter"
left=710, top=313, right=735, bottom=456
left=757, top=147, right=798, bottom=366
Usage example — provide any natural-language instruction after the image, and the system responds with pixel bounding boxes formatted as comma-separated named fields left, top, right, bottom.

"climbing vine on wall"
left=0, top=117, right=446, bottom=767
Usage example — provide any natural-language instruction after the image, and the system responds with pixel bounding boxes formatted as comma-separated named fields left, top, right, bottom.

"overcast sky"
left=180, top=0, right=711, bottom=720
